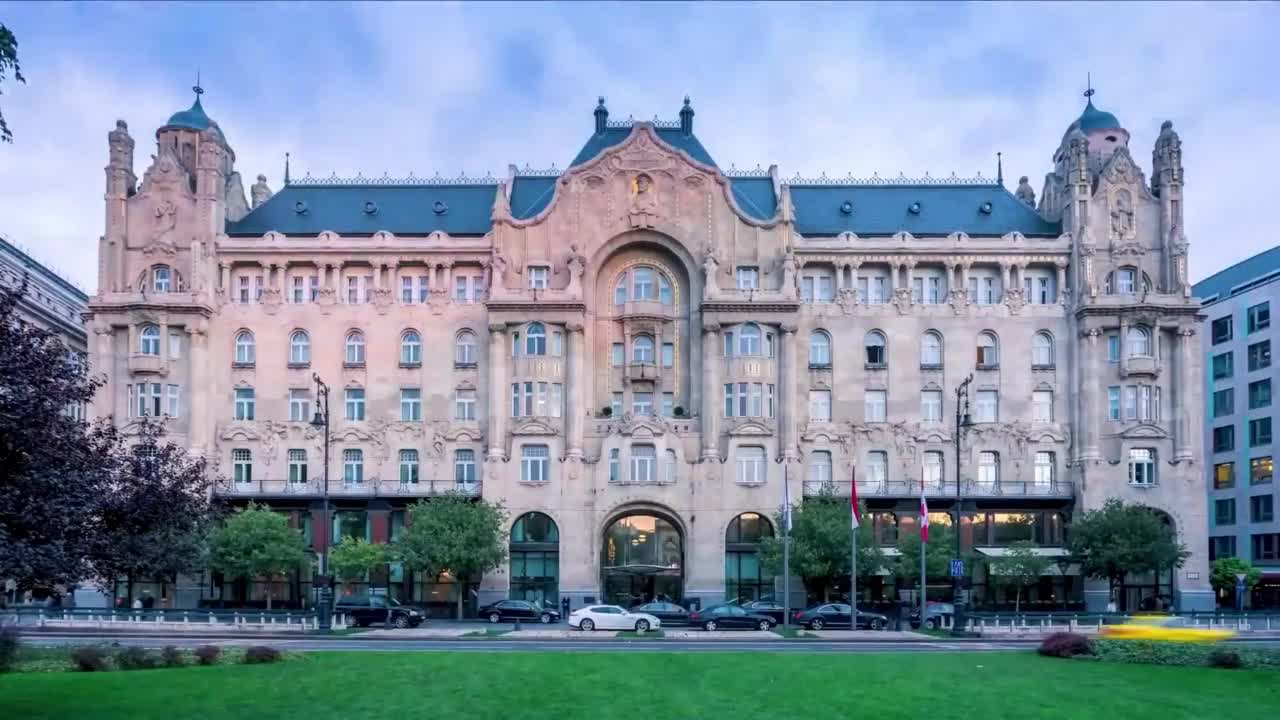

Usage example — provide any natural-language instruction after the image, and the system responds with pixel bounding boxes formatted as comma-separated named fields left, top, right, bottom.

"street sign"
left=950, top=559, right=964, bottom=578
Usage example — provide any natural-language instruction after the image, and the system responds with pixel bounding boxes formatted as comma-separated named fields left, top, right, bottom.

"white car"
left=568, top=605, right=662, bottom=632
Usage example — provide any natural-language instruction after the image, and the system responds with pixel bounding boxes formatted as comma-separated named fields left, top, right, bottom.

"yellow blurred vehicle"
left=1100, top=614, right=1235, bottom=643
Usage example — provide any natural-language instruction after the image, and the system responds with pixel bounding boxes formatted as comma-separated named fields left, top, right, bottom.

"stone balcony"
left=214, top=477, right=481, bottom=499
left=616, top=300, right=677, bottom=321
left=722, top=357, right=777, bottom=380
left=1121, top=355, right=1161, bottom=378
left=127, top=354, right=167, bottom=375
left=801, top=479, right=1075, bottom=500
left=513, top=356, right=565, bottom=379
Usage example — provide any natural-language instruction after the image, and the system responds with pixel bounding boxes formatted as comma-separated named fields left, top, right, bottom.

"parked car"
left=741, top=600, right=786, bottom=624
left=569, top=605, right=661, bottom=632
left=477, top=599, right=561, bottom=624
left=689, top=603, right=776, bottom=631
left=334, top=594, right=426, bottom=629
left=793, top=603, right=888, bottom=630
left=910, top=602, right=955, bottom=630
left=630, top=601, right=690, bottom=626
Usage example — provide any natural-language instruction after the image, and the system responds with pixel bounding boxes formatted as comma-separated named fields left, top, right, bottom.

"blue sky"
left=1, top=1, right=1276, bottom=291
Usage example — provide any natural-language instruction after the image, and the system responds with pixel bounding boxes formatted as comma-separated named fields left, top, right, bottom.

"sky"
left=0, top=1, right=1276, bottom=293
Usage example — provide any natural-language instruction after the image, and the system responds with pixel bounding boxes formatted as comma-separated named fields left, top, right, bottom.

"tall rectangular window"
left=343, top=449, right=364, bottom=485
left=400, top=388, right=422, bottom=421
left=455, top=389, right=476, bottom=421
left=922, top=451, right=943, bottom=488
left=232, top=449, right=252, bottom=484
left=1214, top=426, right=1236, bottom=453
left=399, top=449, right=420, bottom=485
left=975, top=390, right=998, bottom=423
left=810, top=389, right=833, bottom=422
left=735, top=267, right=759, bottom=290
left=454, top=276, right=469, bottom=303
left=633, top=391, right=654, bottom=416
left=1107, top=386, right=1121, bottom=421
left=1034, top=451, right=1054, bottom=487
left=1107, top=334, right=1120, bottom=362
left=860, top=389, right=884, bottom=422
left=611, top=343, right=624, bottom=367
left=977, top=452, right=999, bottom=489
left=1213, top=352, right=1234, bottom=380
left=920, top=390, right=942, bottom=422
left=289, top=389, right=310, bottom=422
left=288, top=449, right=308, bottom=485
left=1252, top=457, right=1274, bottom=485
left=1032, top=391, right=1054, bottom=422
left=1212, top=316, right=1233, bottom=345
left=455, top=449, right=477, bottom=486
left=661, top=343, right=674, bottom=368
left=1249, top=340, right=1272, bottom=371
left=662, top=392, right=675, bottom=417
left=1249, top=379, right=1272, bottom=409
left=165, top=384, right=181, bottom=418
left=1214, top=462, right=1235, bottom=489
left=1248, top=302, right=1270, bottom=333
left=1250, top=417, right=1272, bottom=446
left=1129, top=448, right=1156, bottom=486
left=345, top=388, right=366, bottom=421
left=234, top=388, right=255, bottom=421
left=1215, top=498, right=1236, bottom=526
left=866, top=450, right=888, bottom=487
left=521, top=445, right=550, bottom=483
left=631, top=445, right=656, bottom=483
left=611, top=392, right=623, bottom=417
left=735, top=446, right=766, bottom=484
left=1251, top=495, right=1274, bottom=523
left=528, top=266, right=549, bottom=290
left=1213, top=388, right=1234, bottom=418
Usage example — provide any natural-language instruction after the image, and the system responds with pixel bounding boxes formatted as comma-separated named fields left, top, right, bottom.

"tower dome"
left=164, top=93, right=212, bottom=132
left=1061, top=87, right=1125, bottom=145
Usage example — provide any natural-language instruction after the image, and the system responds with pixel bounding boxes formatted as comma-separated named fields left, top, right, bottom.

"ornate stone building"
left=86, top=89, right=1211, bottom=613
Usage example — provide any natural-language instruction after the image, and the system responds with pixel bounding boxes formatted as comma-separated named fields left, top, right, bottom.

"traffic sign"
left=950, top=559, right=964, bottom=578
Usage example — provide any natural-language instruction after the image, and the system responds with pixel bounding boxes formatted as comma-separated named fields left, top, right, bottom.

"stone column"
left=960, top=262, right=972, bottom=298
left=903, top=260, right=915, bottom=301
left=848, top=261, right=862, bottom=303
left=88, top=325, right=114, bottom=421
left=944, top=260, right=958, bottom=297
left=565, top=322, right=585, bottom=459
left=1055, top=260, right=1068, bottom=304
left=781, top=323, right=800, bottom=461
left=487, top=323, right=508, bottom=461
left=159, top=321, right=169, bottom=363
left=188, top=325, right=210, bottom=457
left=442, top=261, right=455, bottom=301
left=889, top=261, right=901, bottom=295
left=373, top=261, right=383, bottom=290
left=1174, top=328, right=1195, bottom=460
left=220, top=262, right=231, bottom=292
left=1081, top=328, right=1101, bottom=460
left=1119, top=317, right=1129, bottom=375
left=333, top=262, right=345, bottom=303
left=127, top=323, right=138, bottom=355
left=1000, top=261, right=1012, bottom=301
left=700, top=322, right=721, bottom=460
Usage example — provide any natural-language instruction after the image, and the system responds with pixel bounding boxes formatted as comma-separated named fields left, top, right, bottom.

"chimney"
left=594, top=97, right=608, bottom=135
left=680, top=96, right=694, bottom=136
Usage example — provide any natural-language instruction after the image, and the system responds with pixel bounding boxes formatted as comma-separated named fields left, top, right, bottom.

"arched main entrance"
left=601, top=511, right=683, bottom=606
left=510, top=513, right=559, bottom=606
left=725, top=512, right=775, bottom=602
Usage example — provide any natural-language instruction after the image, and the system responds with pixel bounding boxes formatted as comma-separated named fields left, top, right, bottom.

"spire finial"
left=284, top=152, right=291, bottom=186
left=193, top=70, right=204, bottom=99
left=996, top=151, right=1004, bottom=185
left=1084, top=72, right=1095, bottom=101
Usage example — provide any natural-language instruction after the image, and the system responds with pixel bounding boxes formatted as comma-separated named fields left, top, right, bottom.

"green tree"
left=986, top=541, right=1052, bottom=613
left=1210, top=557, right=1261, bottom=605
left=758, top=493, right=884, bottom=602
left=0, top=24, right=24, bottom=143
left=329, top=536, right=388, bottom=590
left=208, top=503, right=308, bottom=609
left=895, top=522, right=959, bottom=597
left=1068, top=498, right=1190, bottom=605
left=398, top=494, right=507, bottom=619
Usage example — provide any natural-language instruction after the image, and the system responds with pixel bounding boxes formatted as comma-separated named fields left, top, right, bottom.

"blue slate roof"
left=569, top=126, right=717, bottom=168
left=790, top=183, right=1060, bottom=237
left=225, top=183, right=498, bottom=236
left=510, top=176, right=558, bottom=220
left=730, top=177, right=777, bottom=221
left=1192, top=245, right=1280, bottom=304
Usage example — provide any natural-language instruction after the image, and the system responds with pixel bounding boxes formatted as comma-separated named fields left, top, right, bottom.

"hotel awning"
left=975, top=547, right=1078, bottom=576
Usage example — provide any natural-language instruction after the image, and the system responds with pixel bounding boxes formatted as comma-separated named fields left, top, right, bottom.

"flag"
left=849, top=465, right=861, bottom=530
left=919, top=493, right=929, bottom=543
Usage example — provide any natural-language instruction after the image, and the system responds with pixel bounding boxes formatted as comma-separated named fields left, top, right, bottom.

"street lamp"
left=951, top=373, right=974, bottom=636
left=310, top=373, right=333, bottom=631
left=1235, top=572, right=1248, bottom=614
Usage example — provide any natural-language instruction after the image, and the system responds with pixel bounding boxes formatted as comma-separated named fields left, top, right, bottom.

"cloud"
left=0, top=1, right=1276, bottom=290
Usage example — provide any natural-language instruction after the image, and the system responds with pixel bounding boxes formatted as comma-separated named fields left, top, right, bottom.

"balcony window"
left=633, top=392, right=654, bottom=416
left=151, top=265, right=171, bottom=293
left=399, top=449, right=420, bottom=485
left=521, top=445, right=550, bottom=483
left=976, top=332, right=999, bottom=367
left=801, top=272, right=835, bottom=304
left=809, top=331, right=832, bottom=367
left=738, top=324, right=762, bottom=356
left=1127, top=326, right=1151, bottom=358
left=808, top=450, right=832, bottom=485
left=455, top=331, right=477, bottom=366
left=858, top=273, right=888, bottom=305
left=922, top=451, right=943, bottom=488
left=632, top=267, right=656, bottom=300
left=864, top=331, right=886, bottom=367
left=139, top=325, right=160, bottom=356
left=736, top=267, right=759, bottom=290
left=912, top=270, right=945, bottom=304
left=1033, top=452, right=1054, bottom=487
left=1032, top=332, right=1054, bottom=368
left=632, top=335, right=655, bottom=364
left=524, top=323, right=547, bottom=356
left=1023, top=270, right=1056, bottom=304
left=977, top=451, right=999, bottom=490
left=866, top=451, right=888, bottom=488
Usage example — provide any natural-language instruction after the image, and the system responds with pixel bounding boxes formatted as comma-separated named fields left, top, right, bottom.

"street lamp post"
left=951, top=373, right=974, bottom=636
left=310, top=374, right=333, bottom=631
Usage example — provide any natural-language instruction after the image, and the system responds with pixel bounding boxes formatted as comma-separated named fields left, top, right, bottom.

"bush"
left=1038, top=632, right=1092, bottom=658
left=71, top=646, right=109, bottom=672
left=1208, top=649, right=1244, bottom=669
left=1091, top=639, right=1280, bottom=669
left=161, top=645, right=185, bottom=668
left=115, top=646, right=157, bottom=671
left=0, top=625, right=18, bottom=673
left=194, top=645, right=221, bottom=666
left=242, top=645, right=282, bottom=664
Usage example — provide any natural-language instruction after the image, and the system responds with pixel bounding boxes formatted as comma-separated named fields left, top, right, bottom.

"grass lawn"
left=2, top=651, right=1277, bottom=720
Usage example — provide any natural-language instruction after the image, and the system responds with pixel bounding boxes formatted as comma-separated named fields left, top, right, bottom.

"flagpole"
left=782, top=462, right=791, bottom=628
left=920, top=492, right=929, bottom=628
left=920, top=534, right=928, bottom=625
left=849, top=466, right=858, bottom=627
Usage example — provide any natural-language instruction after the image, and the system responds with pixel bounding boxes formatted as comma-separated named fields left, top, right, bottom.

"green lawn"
left=1, top=651, right=1277, bottom=719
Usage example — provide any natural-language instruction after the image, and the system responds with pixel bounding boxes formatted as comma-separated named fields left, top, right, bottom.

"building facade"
left=85, top=89, right=1212, bottom=613
left=1194, top=248, right=1280, bottom=608
left=1, top=233, right=88, bottom=356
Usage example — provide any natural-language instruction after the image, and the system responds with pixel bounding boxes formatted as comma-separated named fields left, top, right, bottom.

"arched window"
left=234, top=330, right=255, bottom=364
left=738, top=323, right=762, bottom=356
left=138, top=324, right=160, bottom=356
left=1032, top=332, right=1054, bottom=368
left=632, top=335, right=655, bottom=364
left=1108, top=266, right=1138, bottom=295
left=976, top=331, right=999, bottom=367
left=289, top=330, right=310, bottom=365
left=614, top=277, right=627, bottom=305
left=1127, top=326, right=1152, bottom=357
left=921, top=331, right=943, bottom=367
left=725, top=513, right=775, bottom=602
left=151, top=265, right=171, bottom=293
left=658, top=275, right=673, bottom=305
left=525, top=322, right=547, bottom=356
left=400, top=330, right=422, bottom=365
left=864, top=331, right=886, bottom=366
left=809, top=330, right=832, bottom=367
left=807, top=450, right=833, bottom=486
left=345, top=330, right=366, bottom=365
left=455, top=330, right=477, bottom=366
left=510, top=512, right=559, bottom=605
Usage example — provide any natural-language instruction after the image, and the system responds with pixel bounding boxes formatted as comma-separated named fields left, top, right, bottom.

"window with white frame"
left=1127, top=326, right=1152, bottom=357
left=629, top=267, right=656, bottom=300
left=343, top=449, right=364, bottom=485
left=921, top=390, right=942, bottom=422
left=521, top=445, right=550, bottom=483
left=551, top=330, right=563, bottom=357
left=631, top=444, right=656, bottom=483
left=399, top=449, right=420, bottom=485
left=345, top=274, right=371, bottom=304
left=661, top=342, right=674, bottom=368
left=664, top=449, right=678, bottom=484
left=151, top=265, right=171, bottom=293
left=864, top=331, right=887, bottom=366
left=921, top=331, right=943, bottom=367
left=609, top=448, right=620, bottom=483
left=611, top=343, right=624, bottom=367
left=967, top=268, right=1002, bottom=305
left=288, top=449, right=308, bottom=485
left=977, top=451, right=999, bottom=489
left=1129, top=448, right=1156, bottom=485
left=923, top=451, right=943, bottom=488
left=863, top=389, right=885, bottom=422
left=232, top=448, right=253, bottom=484
left=662, top=392, right=674, bottom=417
left=801, top=270, right=835, bottom=304
left=736, top=266, right=760, bottom=290
left=455, top=331, right=477, bottom=366
left=808, top=450, right=833, bottom=486
left=1110, top=267, right=1137, bottom=295
left=236, top=275, right=251, bottom=304
left=401, top=330, right=423, bottom=365
left=234, top=330, right=255, bottom=365
left=1032, top=390, right=1054, bottom=422
left=975, top=390, right=998, bottom=423
left=858, top=270, right=889, bottom=305
left=528, top=265, right=550, bottom=290
left=139, top=325, right=160, bottom=356
left=455, top=449, right=477, bottom=486
left=976, top=332, right=998, bottom=367
left=290, top=330, right=310, bottom=365
left=1023, top=269, right=1056, bottom=304
left=168, top=331, right=182, bottom=359
left=1034, top=451, right=1054, bottom=487
left=289, top=388, right=310, bottom=422
left=736, top=446, right=767, bottom=484
left=809, top=330, right=832, bottom=366
left=738, top=323, right=762, bottom=356
left=234, top=387, right=255, bottom=420
left=866, top=450, right=888, bottom=488
left=511, top=382, right=563, bottom=417
left=525, top=322, right=547, bottom=356
left=400, top=388, right=422, bottom=421
left=1108, top=386, right=1122, bottom=420
left=810, top=389, right=833, bottom=422
left=632, top=335, right=655, bottom=364
left=1032, top=332, right=1054, bottom=367
left=912, top=268, right=946, bottom=304
left=1107, top=333, right=1121, bottom=362
left=455, top=275, right=470, bottom=303
left=130, top=383, right=162, bottom=418
left=345, top=331, right=366, bottom=365
left=611, top=392, right=623, bottom=417
left=165, top=384, right=181, bottom=417
left=633, top=391, right=654, bottom=416
left=455, top=388, right=477, bottom=421
left=292, top=275, right=309, bottom=304
left=345, top=388, right=365, bottom=421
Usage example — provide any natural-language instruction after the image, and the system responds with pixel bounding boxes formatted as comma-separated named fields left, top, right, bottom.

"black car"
left=741, top=600, right=787, bottom=624
left=793, top=603, right=888, bottom=630
left=334, top=594, right=426, bottom=629
left=688, top=603, right=776, bottom=631
left=477, top=599, right=561, bottom=624
left=630, top=601, right=691, bottom=626
left=910, top=602, right=955, bottom=630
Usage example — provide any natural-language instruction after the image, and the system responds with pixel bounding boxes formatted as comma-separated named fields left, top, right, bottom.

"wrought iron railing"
left=801, top=479, right=1074, bottom=498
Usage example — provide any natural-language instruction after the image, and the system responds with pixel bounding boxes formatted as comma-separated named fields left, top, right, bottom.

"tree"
left=986, top=541, right=1052, bottom=613
left=758, top=494, right=884, bottom=602
left=895, top=522, right=959, bottom=599
left=0, top=24, right=24, bottom=143
left=208, top=503, right=308, bottom=609
left=329, top=536, right=388, bottom=592
left=0, top=278, right=113, bottom=590
left=90, top=419, right=217, bottom=600
left=398, top=494, right=507, bottom=619
left=1210, top=557, right=1261, bottom=605
left=1068, top=498, right=1190, bottom=606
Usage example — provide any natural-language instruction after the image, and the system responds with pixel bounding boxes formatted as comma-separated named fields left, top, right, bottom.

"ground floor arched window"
left=510, top=512, right=559, bottom=608
left=602, top=512, right=684, bottom=606
left=725, top=512, right=775, bottom=602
